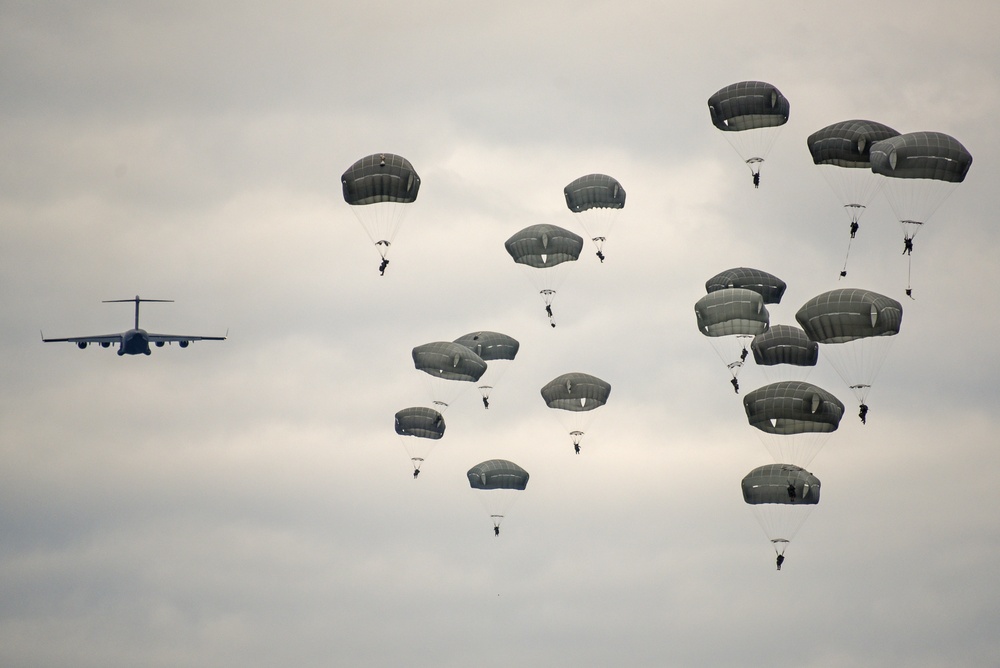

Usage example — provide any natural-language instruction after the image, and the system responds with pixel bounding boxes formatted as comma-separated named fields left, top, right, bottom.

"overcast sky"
left=2, top=2, right=999, bottom=667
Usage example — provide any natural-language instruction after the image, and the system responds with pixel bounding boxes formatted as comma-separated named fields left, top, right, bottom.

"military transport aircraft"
left=42, top=296, right=227, bottom=356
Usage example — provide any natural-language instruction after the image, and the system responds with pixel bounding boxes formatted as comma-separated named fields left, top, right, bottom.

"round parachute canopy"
left=742, top=463, right=821, bottom=506
left=541, top=372, right=611, bottom=450
left=394, top=406, right=445, bottom=475
left=870, top=131, right=972, bottom=262
left=467, top=459, right=530, bottom=490
left=742, top=381, right=842, bottom=468
left=795, top=289, right=901, bottom=406
left=795, top=289, right=902, bottom=344
left=341, top=152, right=420, bottom=262
left=564, top=174, right=626, bottom=212
left=870, top=132, right=972, bottom=183
left=706, top=267, right=786, bottom=304
left=342, top=153, right=421, bottom=204
left=453, top=331, right=519, bottom=405
left=808, top=120, right=900, bottom=168
left=412, top=341, right=487, bottom=382
left=807, top=120, right=901, bottom=273
left=751, top=324, right=819, bottom=368
left=696, top=288, right=770, bottom=382
left=563, top=174, right=626, bottom=260
left=394, top=406, right=446, bottom=440
left=505, top=224, right=584, bottom=268
left=468, top=459, right=529, bottom=530
left=744, top=381, right=845, bottom=435
left=540, top=372, right=612, bottom=412
left=708, top=81, right=790, bottom=132
left=870, top=132, right=971, bottom=293
left=694, top=288, right=770, bottom=338
left=453, top=331, right=520, bottom=362
left=505, top=224, right=583, bottom=326
left=742, top=463, right=821, bottom=555
left=708, top=81, right=789, bottom=179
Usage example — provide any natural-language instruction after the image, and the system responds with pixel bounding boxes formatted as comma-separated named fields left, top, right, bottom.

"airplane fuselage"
left=120, top=329, right=152, bottom=355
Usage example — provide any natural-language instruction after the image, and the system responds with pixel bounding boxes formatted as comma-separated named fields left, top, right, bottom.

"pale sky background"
left=2, top=2, right=999, bottom=667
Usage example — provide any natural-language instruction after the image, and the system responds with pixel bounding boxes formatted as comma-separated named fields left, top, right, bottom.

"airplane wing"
left=147, top=333, right=227, bottom=343
left=41, top=333, right=123, bottom=345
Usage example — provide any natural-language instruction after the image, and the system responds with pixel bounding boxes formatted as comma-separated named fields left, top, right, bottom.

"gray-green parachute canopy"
left=453, top=331, right=519, bottom=361
left=505, top=224, right=584, bottom=268
left=807, top=120, right=901, bottom=275
left=743, top=463, right=821, bottom=560
left=708, top=81, right=789, bottom=184
left=795, top=289, right=902, bottom=344
left=540, top=372, right=612, bottom=412
left=795, top=289, right=902, bottom=409
left=341, top=153, right=421, bottom=204
left=564, top=174, right=626, bottom=212
left=743, top=381, right=844, bottom=435
left=808, top=120, right=900, bottom=168
left=412, top=341, right=487, bottom=382
left=708, top=81, right=790, bottom=132
left=870, top=132, right=973, bottom=183
left=706, top=267, right=786, bottom=304
left=751, top=324, right=819, bottom=368
left=869, top=132, right=972, bottom=296
left=394, top=407, right=446, bottom=439
left=742, top=464, right=821, bottom=506
left=694, top=288, right=770, bottom=337
left=467, top=459, right=530, bottom=490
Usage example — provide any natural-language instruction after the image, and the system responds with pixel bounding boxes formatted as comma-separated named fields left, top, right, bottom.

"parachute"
left=807, top=120, right=901, bottom=277
left=742, top=463, right=821, bottom=564
left=795, top=288, right=902, bottom=421
left=467, top=459, right=529, bottom=532
left=394, top=407, right=445, bottom=477
left=505, top=224, right=584, bottom=327
left=563, top=174, right=626, bottom=262
left=869, top=132, right=972, bottom=295
left=694, top=288, right=770, bottom=391
left=743, top=381, right=845, bottom=467
left=705, top=267, right=786, bottom=304
left=750, top=324, right=819, bottom=383
left=341, top=153, right=420, bottom=275
left=411, top=341, right=488, bottom=409
left=707, top=81, right=790, bottom=187
left=452, top=331, right=520, bottom=409
left=540, top=372, right=612, bottom=453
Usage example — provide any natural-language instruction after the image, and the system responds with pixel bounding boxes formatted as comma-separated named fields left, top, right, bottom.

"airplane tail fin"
left=102, top=295, right=173, bottom=330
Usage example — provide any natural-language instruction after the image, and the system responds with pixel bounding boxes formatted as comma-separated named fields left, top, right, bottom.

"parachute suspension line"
left=725, top=335, right=754, bottom=378
left=750, top=504, right=816, bottom=552
left=840, top=204, right=864, bottom=278
left=845, top=203, right=865, bottom=224
left=900, top=220, right=921, bottom=298
left=592, top=236, right=606, bottom=262
left=840, top=235, right=853, bottom=279
left=822, top=335, right=896, bottom=406
left=490, top=514, right=504, bottom=527
left=772, top=538, right=790, bottom=556
left=906, top=253, right=915, bottom=299
left=570, top=430, right=584, bottom=446
left=540, top=289, right=556, bottom=327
